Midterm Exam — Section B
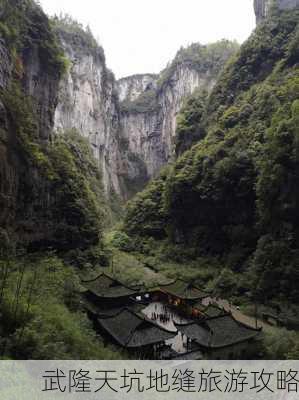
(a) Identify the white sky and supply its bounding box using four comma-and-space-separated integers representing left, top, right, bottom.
39, 0, 256, 79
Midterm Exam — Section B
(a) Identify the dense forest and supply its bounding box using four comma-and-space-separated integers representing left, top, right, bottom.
123, 7, 299, 328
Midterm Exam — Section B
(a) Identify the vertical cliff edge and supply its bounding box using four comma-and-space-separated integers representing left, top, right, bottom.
0, 2, 108, 252
53, 18, 239, 199
117, 42, 239, 195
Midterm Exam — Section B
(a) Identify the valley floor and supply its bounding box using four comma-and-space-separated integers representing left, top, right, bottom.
99, 246, 268, 331
83, 233, 299, 359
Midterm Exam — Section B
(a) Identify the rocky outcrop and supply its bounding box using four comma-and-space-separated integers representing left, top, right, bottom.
119, 66, 214, 180
22, 42, 61, 140
118, 42, 239, 190
0, 2, 65, 250
53, 29, 238, 198
254, 0, 299, 23
53, 23, 160, 199
117, 74, 157, 102
0, 4, 108, 252
53, 24, 124, 195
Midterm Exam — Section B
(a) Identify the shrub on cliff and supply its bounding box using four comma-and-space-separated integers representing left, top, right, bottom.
175, 90, 207, 156
2, 78, 107, 251
0, 0, 67, 75
46, 129, 107, 250
158, 40, 239, 89
124, 169, 169, 239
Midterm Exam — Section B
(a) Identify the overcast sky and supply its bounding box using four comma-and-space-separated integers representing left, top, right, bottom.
39, 0, 256, 79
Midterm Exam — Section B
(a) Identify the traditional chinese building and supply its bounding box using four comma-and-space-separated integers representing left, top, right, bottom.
175, 314, 261, 359
152, 279, 210, 318
96, 308, 176, 359
82, 273, 140, 309
81, 273, 261, 360
159, 279, 209, 302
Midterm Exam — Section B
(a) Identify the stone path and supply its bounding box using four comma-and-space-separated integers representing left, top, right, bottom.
142, 302, 191, 353
202, 297, 269, 330
142, 301, 190, 332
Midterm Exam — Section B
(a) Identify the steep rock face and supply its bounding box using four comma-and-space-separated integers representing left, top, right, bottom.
255, 0, 299, 23
0, 1, 63, 249
118, 42, 238, 190
53, 26, 123, 195
117, 74, 157, 102
120, 66, 214, 179
0, 3, 107, 252
254, 0, 273, 23
54, 30, 238, 198
0, 39, 11, 89
22, 43, 61, 140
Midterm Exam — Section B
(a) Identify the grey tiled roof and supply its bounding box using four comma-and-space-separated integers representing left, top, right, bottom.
97, 308, 176, 348
82, 273, 138, 298
83, 297, 125, 317
83, 296, 146, 318
204, 304, 226, 318
160, 279, 208, 300
176, 315, 260, 349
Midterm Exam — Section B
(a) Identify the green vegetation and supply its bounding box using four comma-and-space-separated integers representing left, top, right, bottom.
207, 10, 299, 117
52, 14, 105, 62
262, 327, 299, 359
107, 230, 134, 252
0, 254, 123, 359
124, 168, 169, 239
120, 89, 160, 114
1, 76, 108, 251
0, 0, 121, 360
0, 0, 298, 360
104, 231, 299, 359
175, 89, 208, 156
0, 0, 67, 76
123, 9, 299, 309
0, 0, 110, 253
105, 230, 221, 288
46, 129, 108, 250
158, 40, 239, 89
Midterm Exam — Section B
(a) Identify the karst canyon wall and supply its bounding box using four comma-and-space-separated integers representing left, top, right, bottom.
54, 31, 238, 198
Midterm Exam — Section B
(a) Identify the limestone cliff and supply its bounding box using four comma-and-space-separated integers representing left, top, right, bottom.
54, 26, 238, 198
0, 0, 63, 250
117, 74, 158, 102
118, 42, 239, 191
254, 0, 299, 23
53, 18, 124, 195
0, 3, 107, 252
